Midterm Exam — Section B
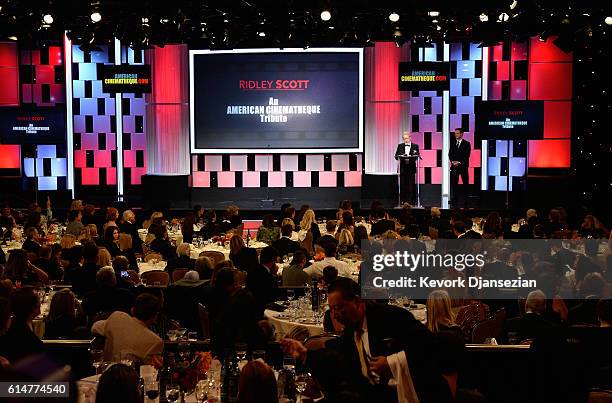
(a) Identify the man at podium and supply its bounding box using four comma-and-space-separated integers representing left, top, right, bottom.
394, 132, 420, 205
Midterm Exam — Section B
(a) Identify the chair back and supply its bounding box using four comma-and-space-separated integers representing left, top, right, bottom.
126, 270, 140, 284
471, 309, 506, 344
300, 231, 314, 255
456, 302, 490, 341
144, 253, 162, 263
172, 269, 188, 282
118, 233, 132, 251
197, 303, 210, 339
141, 270, 170, 286
304, 333, 340, 351
200, 251, 226, 266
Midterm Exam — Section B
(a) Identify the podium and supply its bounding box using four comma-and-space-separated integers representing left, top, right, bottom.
396, 154, 422, 208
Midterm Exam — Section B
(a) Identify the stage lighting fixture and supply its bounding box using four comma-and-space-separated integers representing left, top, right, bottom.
509, 1, 518, 10
90, 11, 101, 23
258, 31, 266, 37
8, 36, 17, 41
428, 11, 440, 17
479, 13, 489, 22
321, 10, 331, 21
605, 16, 612, 25
498, 13, 510, 22
389, 12, 399, 22
43, 14, 54, 24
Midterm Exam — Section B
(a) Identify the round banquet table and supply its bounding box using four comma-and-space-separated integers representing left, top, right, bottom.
264, 309, 325, 340
137, 261, 168, 275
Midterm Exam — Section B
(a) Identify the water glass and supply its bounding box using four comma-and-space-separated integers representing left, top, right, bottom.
144, 381, 160, 401
90, 349, 103, 375
166, 385, 180, 403
286, 289, 295, 302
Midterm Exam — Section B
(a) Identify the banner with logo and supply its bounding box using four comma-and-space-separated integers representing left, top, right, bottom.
0, 106, 65, 144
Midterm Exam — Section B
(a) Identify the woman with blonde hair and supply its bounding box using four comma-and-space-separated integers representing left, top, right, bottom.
59, 234, 77, 250
96, 247, 112, 267
337, 228, 355, 255
69, 199, 83, 212
298, 209, 321, 242
426, 290, 461, 336
143, 212, 163, 230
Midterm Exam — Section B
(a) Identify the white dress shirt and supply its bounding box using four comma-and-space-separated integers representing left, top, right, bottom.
404, 143, 412, 156
304, 257, 353, 279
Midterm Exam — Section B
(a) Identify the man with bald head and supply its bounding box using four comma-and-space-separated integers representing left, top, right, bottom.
394, 132, 420, 205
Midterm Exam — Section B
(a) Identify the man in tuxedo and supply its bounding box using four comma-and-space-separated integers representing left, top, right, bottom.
448, 128, 471, 207
246, 246, 280, 317
272, 224, 302, 257
394, 132, 420, 205
282, 278, 453, 402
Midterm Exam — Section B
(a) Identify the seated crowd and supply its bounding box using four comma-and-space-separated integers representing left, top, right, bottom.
0, 198, 610, 402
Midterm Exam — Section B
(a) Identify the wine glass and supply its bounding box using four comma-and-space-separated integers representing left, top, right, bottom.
235, 343, 247, 362
90, 349, 103, 377
176, 328, 187, 340
286, 289, 295, 303
166, 385, 180, 403
195, 379, 209, 403
295, 373, 310, 403
144, 381, 160, 401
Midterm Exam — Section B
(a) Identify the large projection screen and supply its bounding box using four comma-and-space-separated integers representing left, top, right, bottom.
189, 48, 363, 154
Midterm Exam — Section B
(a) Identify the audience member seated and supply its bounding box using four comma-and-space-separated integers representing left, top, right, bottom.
316, 221, 338, 247
246, 246, 280, 316
119, 209, 142, 253
194, 256, 214, 280
201, 209, 220, 239
0, 286, 44, 363
569, 272, 606, 326
256, 214, 280, 245
44, 289, 89, 339
103, 207, 119, 231
337, 228, 356, 255
506, 290, 556, 343
578, 214, 610, 239
4, 249, 49, 286
65, 210, 84, 237
92, 293, 163, 362
272, 224, 302, 258
82, 266, 135, 324
298, 209, 321, 245
0, 206, 16, 233
95, 363, 141, 403
236, 360, 279, 403
181, 212, 197, 244
166, 271, 207, 334
33, 245, 63, 281
102, 226, 121, 257
111, 255, 136, 288
166, 243, 196, 273
282, 250, 310, 287
426, 290, 462, 340
149, 224, 177, 261
96, 247, 112, 268
209, 268, 266, 355
369, 206, 396, 237
22, 227, 42, 254
229, 235, 259, 273
304, 242, 352, 280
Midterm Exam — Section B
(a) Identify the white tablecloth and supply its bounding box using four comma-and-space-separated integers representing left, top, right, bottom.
137, 261, 168, 274
78, 375, 199, 403
190, 241, 268, 260
264, 309, 325, 340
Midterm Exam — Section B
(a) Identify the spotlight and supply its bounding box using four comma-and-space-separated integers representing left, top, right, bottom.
427, 11, 440, 17
479, 13, 489, 22
498, 13, 510, 22
389, 12, 399, 22
258, 31, 266, 37
605, 16, 612, 25
8, 36, 17, 41
90, 11, 101, 23
509, 0, 518, 10
320, 10, 331, 21
43, 14, 53, 24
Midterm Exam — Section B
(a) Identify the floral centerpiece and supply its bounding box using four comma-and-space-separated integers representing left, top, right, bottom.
171, 351, 212, 394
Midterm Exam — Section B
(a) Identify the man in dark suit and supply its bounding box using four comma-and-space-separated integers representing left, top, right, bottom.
394, 132, 420, 205
448, 128, 471, 207
506, 290, 556, 343
282, 278, 453, 402
246, 246, 280, 317
369, 206, 395, 237
272, 224, 301, 258
82, 266, 135, 325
